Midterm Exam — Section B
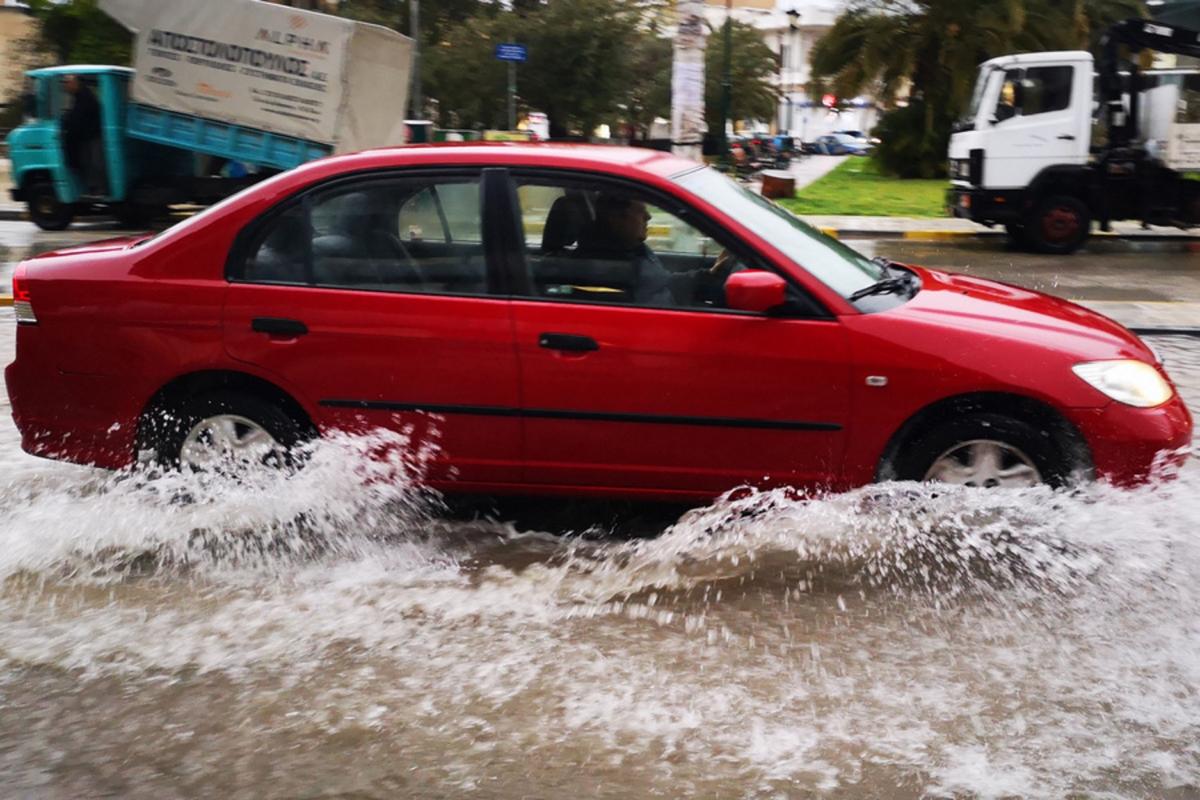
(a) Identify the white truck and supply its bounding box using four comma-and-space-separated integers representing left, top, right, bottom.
947, 18, 1200, 254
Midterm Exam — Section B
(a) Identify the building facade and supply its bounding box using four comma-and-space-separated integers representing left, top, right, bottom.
703, 0, 879, 141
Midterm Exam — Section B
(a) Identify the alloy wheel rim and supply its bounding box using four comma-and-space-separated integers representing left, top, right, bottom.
922, 439, 1042, 488
179, 414, 284, 472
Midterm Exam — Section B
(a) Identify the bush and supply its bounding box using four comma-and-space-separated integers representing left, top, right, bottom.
871, 102, 951, 179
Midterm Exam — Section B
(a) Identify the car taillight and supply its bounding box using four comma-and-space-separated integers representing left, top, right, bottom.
12, 262, 36, 324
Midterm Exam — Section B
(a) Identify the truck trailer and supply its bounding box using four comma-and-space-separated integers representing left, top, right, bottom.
947, 18, 1200, 254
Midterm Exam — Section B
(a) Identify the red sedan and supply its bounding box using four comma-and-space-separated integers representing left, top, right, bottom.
5, 145, 1192, 499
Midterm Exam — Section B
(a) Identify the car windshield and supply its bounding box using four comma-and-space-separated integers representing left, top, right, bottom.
674, 167, 885, 298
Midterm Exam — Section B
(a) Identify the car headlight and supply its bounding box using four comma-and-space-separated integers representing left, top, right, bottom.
1071, 360, 1174, 408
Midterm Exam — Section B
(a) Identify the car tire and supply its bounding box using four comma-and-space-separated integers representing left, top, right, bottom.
142, 390, 309, 473
1026, 194, 1090, 255
893, 412, 1071, 488
27, 179, 75, 231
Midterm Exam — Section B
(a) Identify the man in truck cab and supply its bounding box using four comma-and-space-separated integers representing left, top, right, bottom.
60, 74, 102, 192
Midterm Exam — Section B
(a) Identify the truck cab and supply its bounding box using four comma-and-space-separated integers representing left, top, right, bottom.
7, 66, 140, 230
948, 52, 1097, 252
949, 18, 1200, 254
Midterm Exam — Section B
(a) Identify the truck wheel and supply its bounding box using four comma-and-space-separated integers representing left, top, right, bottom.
27, 180, 74, 231
1027, 195, 1090, 255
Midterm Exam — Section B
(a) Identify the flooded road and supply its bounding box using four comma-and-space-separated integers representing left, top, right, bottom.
1, 325, 1197, 798
1, 228, 1199, 797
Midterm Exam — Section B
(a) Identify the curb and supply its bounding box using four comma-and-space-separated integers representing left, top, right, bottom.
825, 228, 1200, 250
0, 209, 24, 222
0, 295, 11, 306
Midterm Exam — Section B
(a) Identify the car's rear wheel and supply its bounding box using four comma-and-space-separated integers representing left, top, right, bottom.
27, 179, 74, 231
144, 390, 308, 474
894, 413, 1070, 488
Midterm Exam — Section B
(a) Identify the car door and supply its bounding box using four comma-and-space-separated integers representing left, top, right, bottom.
504, 171, 851, 497
222, 169, 523, 488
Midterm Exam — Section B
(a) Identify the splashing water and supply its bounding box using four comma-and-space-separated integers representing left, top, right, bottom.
1, 331, 1198, 799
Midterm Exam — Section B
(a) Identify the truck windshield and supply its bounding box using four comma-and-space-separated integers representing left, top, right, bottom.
674, 167, 884, 299
963, 67, 993, 127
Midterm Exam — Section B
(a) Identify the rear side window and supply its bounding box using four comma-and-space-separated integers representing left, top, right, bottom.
240, 175, 490, 296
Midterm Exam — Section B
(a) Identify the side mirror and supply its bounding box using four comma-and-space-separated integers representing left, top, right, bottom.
725, 270, 788, 314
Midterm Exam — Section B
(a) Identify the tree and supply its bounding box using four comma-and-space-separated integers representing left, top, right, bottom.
810, 0, 1147, 177
26, 0, 132, 66
704, 19, 778, 131
336, 0, 491, 46
425, 0, 645, 135
624, 34, 672, 138
424, 12, 515, 129
518, 0, 643, 136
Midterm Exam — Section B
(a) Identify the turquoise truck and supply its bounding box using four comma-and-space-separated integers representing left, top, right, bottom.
8, 0, 412, 230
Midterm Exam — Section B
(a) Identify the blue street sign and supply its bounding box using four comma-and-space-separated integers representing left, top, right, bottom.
495, 43, 528, 62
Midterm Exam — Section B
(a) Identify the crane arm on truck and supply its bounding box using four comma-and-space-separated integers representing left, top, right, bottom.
1099, 18, 1200, 148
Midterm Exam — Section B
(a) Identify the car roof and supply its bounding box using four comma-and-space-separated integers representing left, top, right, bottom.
300, 143, 704, 181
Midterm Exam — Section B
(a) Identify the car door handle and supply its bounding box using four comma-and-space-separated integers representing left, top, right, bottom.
538, 332, 598, 352
251, 317, 308, 337
1057, 134, 1076, 140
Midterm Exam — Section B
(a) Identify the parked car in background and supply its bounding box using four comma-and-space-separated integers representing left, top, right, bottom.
833, 129, 882, 146
813, 133, 873, 156
5, 144, 1191, 499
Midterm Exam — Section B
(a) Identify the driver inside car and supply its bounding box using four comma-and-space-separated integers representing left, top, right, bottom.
580, 192, 735, 306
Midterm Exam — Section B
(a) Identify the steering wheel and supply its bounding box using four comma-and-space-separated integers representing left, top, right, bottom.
709, 248, 734, 276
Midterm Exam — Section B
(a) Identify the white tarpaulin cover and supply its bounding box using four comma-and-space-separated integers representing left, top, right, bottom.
99, 0, 412, 152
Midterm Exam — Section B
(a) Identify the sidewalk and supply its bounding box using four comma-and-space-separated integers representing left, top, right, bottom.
803, 213, 1200, 245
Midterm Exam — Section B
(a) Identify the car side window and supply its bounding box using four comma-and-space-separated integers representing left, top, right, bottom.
515, 179, 755, 310
241, 175, 490, 296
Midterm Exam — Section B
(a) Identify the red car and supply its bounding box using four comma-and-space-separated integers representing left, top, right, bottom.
5, 145, 1192, 499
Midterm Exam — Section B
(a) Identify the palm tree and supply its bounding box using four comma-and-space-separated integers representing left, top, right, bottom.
810, 0, 1147, 176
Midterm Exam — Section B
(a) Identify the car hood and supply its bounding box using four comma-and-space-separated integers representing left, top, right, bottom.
29, 234, 155, 260
892, 265, 1156, 363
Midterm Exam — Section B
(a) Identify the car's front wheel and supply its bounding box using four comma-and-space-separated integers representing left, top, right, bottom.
894, 413, 1070, 488
144, 391, 308, 474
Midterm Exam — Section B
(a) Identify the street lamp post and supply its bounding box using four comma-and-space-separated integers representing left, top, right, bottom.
410, 0, 422, 119
786, 9, 800, 136
719, 0, 733, 159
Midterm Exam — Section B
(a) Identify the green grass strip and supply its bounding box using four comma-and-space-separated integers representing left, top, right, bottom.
778, 157, 949, 218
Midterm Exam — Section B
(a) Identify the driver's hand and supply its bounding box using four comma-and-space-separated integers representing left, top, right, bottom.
709, 249, 735, 274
